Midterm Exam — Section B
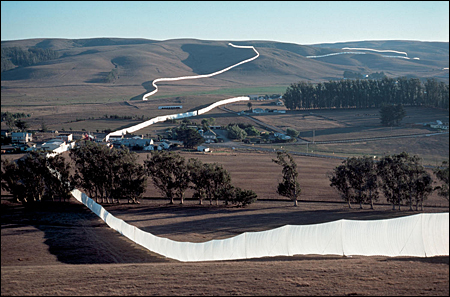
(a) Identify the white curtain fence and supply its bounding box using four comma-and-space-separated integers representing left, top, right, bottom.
106, 42, 260, 141
105, 96, 249, 141
142, 43, 259, 101
71, 189, 449, 262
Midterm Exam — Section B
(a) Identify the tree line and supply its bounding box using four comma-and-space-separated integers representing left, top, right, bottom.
329, 152, 449, 210
1, 142, 258, 207
1, 47, 60, 72
283, 77, 449, 111
2, 145, 448, 210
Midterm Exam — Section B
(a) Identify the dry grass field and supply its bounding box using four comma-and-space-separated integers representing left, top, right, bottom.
2, 151, 449, 296
1, 38, 448, 296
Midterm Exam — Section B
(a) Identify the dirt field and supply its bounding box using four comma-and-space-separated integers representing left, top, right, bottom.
2, 153, 449, 296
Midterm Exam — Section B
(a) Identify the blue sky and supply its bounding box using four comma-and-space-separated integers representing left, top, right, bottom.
1, 1, 449, 44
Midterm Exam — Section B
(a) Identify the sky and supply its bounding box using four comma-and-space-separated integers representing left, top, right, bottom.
1, 1, 449, 45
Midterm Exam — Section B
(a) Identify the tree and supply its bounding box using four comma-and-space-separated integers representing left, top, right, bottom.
377, 152, 429, 210
1, 158, 26, 203
272, 151, 301, 206
1, 152, 49, 204
40, 121, 48, 132
176, 127, 204, 149
204, 162, 232, 205
245, 126, 260, 136
434, 161, 449, 202
232, 187, 257, 207
3, 112, 15, 131
227, 124, 247, 140
15, 119, 29, 132
70, 142, 146, 204
112, 157, 147, 204
187, 158, 233, 205
247, 102, 253, 111
45, 154, 74, 202
379, 104, 406, 127
187, 158, 209, 205
144, 151, 190, 204
335, 157, 379, 209
286, 128, 300, 138
329, 160, 355, 208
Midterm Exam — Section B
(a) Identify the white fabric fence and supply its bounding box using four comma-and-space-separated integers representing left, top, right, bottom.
105, 42, 259, 141
142, 43, 259, 101
71, 189, 449, 262
105, 96, 248, 141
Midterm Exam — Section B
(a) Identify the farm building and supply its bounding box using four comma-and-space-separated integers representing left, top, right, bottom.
202, 130, 217, 143
252, 108, 266, 114
41, 139, 65, 151
11, 132, 32, 143
158, 106, 182, 110
197, 145, 210, 152
56, 133, 73, 142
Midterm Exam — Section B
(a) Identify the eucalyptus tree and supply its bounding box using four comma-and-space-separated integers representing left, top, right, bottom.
329, 162, 354, 208
343, 156, 380, 209
187, 158, 208, 205
144, 151, 190, 204
377, 152, 428, 210
1, 158, 26, 203
45, 154, 74, 202
1, 154, 62, 205
433, 161, 449, 202
272, 151, 301, 207
187, 158, 234, 205
204, 162, 232, 205
70, 142, 146, 204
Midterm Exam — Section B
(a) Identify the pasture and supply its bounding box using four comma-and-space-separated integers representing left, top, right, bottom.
2, 150, 449, 296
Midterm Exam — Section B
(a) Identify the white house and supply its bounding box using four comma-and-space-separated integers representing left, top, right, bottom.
41, 139, 65, 151
11, 132, 32, 143
252, 108, 266, 114
197, 145, 210, 152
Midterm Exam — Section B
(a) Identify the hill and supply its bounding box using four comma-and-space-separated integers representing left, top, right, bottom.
1, 38, 448, 107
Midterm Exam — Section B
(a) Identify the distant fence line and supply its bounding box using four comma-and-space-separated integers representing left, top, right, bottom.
105, 96, 249, 141
142, 43, 259, 101
105, 42, 260, 141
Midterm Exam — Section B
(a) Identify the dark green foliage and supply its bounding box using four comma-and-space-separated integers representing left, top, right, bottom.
286, 128, 300, 138
232, 187, 258, 207
187, 157, 256, 207
70, 142, 146, 203
1, 46, 60, 72
377, 152, 432, 210
379, 104, 406, 126
283, 77, 449, 110
329, 156, 379, 209
144, 151, 190, 204
15, 119, 29, 132
244, 126, 260, 136
343, 70, 364, 79
272, 152, 301, 206
329, 163, 353, 208
227, 124, 247, 140
174, 126, 204, 148
44, 154, 74, 202
1, 152, 73, 204
105, 68, 119, 83
434, 161, 449, 202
